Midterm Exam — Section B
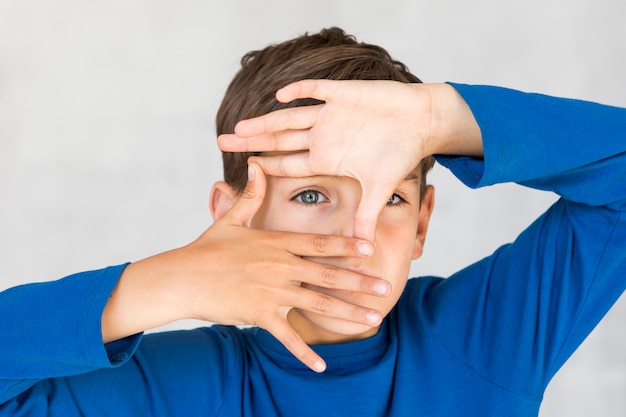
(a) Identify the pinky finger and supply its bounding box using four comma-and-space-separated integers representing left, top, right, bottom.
276, 79, 336, 103
265, 319, 326, 373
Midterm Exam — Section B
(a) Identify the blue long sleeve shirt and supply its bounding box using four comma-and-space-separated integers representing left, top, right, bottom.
1, 84, 625, 416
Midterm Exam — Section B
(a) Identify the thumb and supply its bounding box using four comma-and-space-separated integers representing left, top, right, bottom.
352, 190, 386, 244
225, 162, 267, 227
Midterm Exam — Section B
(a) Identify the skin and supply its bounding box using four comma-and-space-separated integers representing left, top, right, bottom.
211, 169, 435, 345
102, 163, 388, 373
103, 81, 483, 373
219, 81, 483, 242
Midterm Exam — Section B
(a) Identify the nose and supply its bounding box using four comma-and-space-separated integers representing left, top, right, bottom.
323, 199, 358, 238
320, 179, 362, 238
318, 211, 355, 237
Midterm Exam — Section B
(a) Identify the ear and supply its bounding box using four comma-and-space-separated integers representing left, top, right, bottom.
209, 181, 237, 221
411, 185, 435, 260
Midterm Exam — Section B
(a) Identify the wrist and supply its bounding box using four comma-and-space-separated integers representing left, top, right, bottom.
424, 83, 483, 157
101, 250, 190, 343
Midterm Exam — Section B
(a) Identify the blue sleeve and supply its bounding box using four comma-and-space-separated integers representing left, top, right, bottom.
0, 265, 142, 406
428, 85, 626, 398
0, 265, 240, 416
438, 84, 626, 209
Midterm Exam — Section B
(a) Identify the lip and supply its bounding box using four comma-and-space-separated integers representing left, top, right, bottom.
338, 265, 376, 277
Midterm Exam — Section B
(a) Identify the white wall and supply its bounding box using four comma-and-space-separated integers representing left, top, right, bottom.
0, 1, 624, 415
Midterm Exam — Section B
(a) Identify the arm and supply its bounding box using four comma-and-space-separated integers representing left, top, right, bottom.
439, 83, 626, 208
426, 84, 626, 397
101, 163, 389, 372
0, 265, 139, 404
0, 268, 239, 414
218, 79, 625, 396
0, 162, 390, 406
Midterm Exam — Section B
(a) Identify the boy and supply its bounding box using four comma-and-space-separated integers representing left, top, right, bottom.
1, 27, 625, 416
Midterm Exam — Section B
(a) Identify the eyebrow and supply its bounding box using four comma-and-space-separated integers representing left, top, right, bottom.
404, 172, 420, 181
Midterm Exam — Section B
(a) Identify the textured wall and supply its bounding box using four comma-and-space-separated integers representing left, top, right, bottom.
0, 1, 624, 415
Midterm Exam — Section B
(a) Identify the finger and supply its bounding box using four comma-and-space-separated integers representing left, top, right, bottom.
276, 79, 338, 103
352, 192, 388, 243
262, 229, 374, 259
217, 129, 310, 153
233, 105, 322, 137
264, 319, 327, 373
224, 162, 267, 226
216, 133, 253, 152
288, 285, 383, 327
298, 260, 390, 297
248, 153, 315, 178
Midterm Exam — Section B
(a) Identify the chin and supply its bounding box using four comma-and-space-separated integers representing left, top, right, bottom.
293, 310, 381, 345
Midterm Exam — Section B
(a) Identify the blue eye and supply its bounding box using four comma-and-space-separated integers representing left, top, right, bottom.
387, 193, 405, 206
294, 190, 329, 205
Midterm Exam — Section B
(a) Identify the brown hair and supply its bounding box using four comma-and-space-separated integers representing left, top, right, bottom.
216, 27, 435, 200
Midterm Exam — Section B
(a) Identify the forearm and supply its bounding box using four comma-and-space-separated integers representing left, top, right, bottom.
101, 249, 191, 343
440, 84, 626, 208
0, 265, 136, 402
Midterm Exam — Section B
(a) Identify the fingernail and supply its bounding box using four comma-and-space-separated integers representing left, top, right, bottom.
366, 311, 382, 326
248, 165, 256, 181
373, 282, 389, 296
314, 360, 326, 373
357, 242, 373, 257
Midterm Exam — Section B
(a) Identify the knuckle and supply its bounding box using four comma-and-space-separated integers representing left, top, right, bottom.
279, 328, 308, 357
321, 266, 338, 286
281, 330, 301, 351
306, 80, 317, 97
312, 235, 328, 253
358, 275, 375, 293
269, 134, 280, 150
240, 184, 256, 200
278, 157, 289, 176
312, 294, 331, 312
260, 116, 269, 134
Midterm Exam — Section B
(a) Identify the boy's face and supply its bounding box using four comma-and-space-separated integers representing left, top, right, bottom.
211, 169, 434, 344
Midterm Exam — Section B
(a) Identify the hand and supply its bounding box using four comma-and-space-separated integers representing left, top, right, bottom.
103, 163, 390, 373
217, 80, 431, 242
217, 80, 482, 243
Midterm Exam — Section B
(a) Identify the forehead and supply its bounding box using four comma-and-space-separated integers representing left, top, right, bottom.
264, 170, 421, 191
404, 167, 421, 181
260, 151, 422, 179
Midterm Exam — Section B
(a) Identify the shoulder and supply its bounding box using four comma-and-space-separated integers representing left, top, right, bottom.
136, 325, 248, 377
399, 276, 445, 301
395, 276, 446, 318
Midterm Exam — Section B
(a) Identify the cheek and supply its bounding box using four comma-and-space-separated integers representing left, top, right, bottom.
375, 218, 421, 275
377, 213, 419, 246
250, 190, 284, 231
